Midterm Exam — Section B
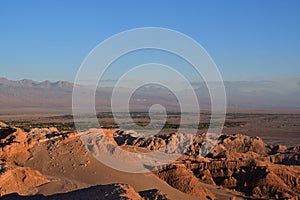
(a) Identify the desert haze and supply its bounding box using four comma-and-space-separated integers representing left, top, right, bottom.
0, 77, 299, 113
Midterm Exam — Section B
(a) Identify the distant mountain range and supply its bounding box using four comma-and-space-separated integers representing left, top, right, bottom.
0, 78, 73, 89
0, 77, 299, 114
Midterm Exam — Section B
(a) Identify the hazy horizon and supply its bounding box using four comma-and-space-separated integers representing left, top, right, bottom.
1, 76, 299, 112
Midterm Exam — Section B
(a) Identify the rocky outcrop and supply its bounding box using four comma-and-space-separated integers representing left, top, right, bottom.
207, 134, 269, 158
267, 145, 300, 165
1, 123, 299, 199
2, 184, 168, 200
139, 189, 168, 200
79, 129, 300, 199
163, 133, 300, 199
0, 124, 171, 199
0, 122, 8, 128
0, 124, 73, 166
0, 126, 32, 165
155, 163, 215, 199
112, 130, 178, 152
0, 124, 52, 196
0, 164, 50, 196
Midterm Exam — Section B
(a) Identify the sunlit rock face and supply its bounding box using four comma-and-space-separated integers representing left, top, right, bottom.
0, 123, 299, 199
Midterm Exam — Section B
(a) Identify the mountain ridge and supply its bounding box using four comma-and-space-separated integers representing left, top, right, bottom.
0, 77, 299, 113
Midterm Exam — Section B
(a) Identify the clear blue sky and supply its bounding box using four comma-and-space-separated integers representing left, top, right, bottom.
0, 0, 299, 82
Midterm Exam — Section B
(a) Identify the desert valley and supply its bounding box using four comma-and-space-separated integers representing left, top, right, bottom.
0, 79, 299, 200
1, 1, 300, 199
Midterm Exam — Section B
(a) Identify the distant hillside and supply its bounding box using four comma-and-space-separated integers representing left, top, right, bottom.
0, 77, 299, 114
0, 78, 74, 113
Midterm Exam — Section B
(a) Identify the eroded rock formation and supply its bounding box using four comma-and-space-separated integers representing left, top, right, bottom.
1, 122, 299, 199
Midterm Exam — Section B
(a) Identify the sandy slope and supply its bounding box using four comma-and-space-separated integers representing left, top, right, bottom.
25, 131, 235, 199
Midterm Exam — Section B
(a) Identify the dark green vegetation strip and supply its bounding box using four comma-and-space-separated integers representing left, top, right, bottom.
5, 120, 246, 132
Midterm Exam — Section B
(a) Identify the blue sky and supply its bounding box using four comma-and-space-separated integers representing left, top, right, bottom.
0, 0, 299, 82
